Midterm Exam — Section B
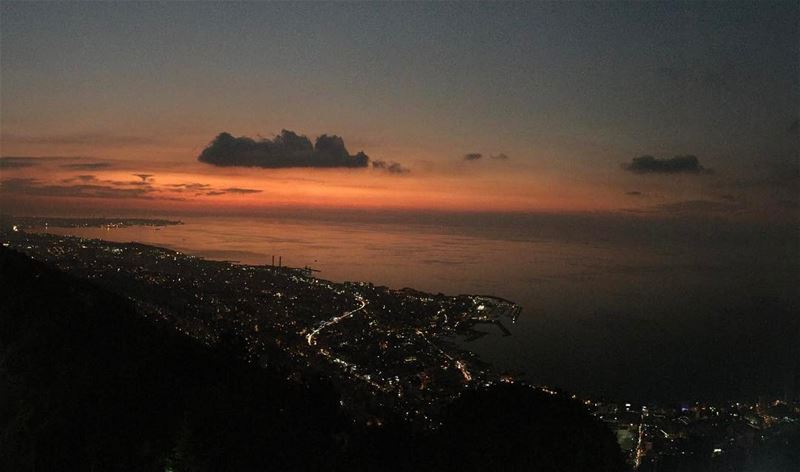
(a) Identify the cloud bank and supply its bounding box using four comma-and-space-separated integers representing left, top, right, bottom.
0, 177, 158, 200
198, 130, 369, 169
219, 187, 262, 194
0, 157, 41, 169
0, 156, 80, 169
622, 155, 711, 174
61, 162, 113, 170
1, 172, 263, 201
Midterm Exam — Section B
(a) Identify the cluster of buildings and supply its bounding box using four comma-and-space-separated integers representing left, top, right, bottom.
586, 397, 799, 470
2, 222, 520, 427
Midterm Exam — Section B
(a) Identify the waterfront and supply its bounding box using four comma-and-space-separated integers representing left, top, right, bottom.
20, 212, 799, 403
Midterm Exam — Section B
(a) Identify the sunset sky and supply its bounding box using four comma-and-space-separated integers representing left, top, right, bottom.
1, 2, 797, 219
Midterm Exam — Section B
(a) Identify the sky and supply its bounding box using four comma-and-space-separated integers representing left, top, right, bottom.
0, 1, 797, 219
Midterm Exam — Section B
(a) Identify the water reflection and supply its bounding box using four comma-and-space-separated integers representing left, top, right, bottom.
34, 214, 799, 402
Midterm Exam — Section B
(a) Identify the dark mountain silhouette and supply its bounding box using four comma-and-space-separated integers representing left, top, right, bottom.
434, 384, 626, 472
0, 247, 345, 471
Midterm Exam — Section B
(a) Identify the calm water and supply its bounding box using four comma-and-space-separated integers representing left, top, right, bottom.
34, 212, 799, 403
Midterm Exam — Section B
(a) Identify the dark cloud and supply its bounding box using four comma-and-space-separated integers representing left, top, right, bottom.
1, 175, 261, 201
372, 160, 410, 174
198, 130, 369, 169
625, 191, 643, 196
164, 182, 261, 196
134, 174, 153, 183
221, 187, 262, 194
62, 175, 151, 189
463, 152, 509, 162
622, 155, 711, 174
0, 156, 96, 169
61, 162, 112, 170
788, 119, 798, 134
166, 182, 212, 192
62, 175, 98, 183
101, 177, 154, 187
201, 188, 261, 196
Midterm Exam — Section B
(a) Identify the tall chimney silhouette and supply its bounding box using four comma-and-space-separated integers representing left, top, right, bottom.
271, 255, 275, 266
279, 256, 282, 267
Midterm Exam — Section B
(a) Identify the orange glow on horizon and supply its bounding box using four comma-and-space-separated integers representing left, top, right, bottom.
0, 153, 630, 216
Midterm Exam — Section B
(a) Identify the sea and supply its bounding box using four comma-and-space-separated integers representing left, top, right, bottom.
29, 211, 799, 404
